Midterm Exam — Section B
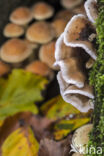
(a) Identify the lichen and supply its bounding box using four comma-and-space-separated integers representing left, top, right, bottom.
87, 0, 104, 155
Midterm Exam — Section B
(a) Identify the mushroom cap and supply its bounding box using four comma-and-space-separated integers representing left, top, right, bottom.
55, 33, 89, 63
25, 60, 54, 80
0, 61, 10, 76
24, 39, 39, 50
0, 39, 33, 63
39, 41, 56, 70
61, 0, 83, 10
64, 14, 97, 60
72, 124, 93, 154
10, 7, 33, 25
52, 19, 67, 38
26, 21, 55, 44
84, 0, 98, 24
73, 3, 86, 15
32, 2, 54, 20
57, 72, 94, 112
55, 10, 74, 21
55, 33, 73, 62
57, 58, 86, 88
64, 83, 94, 99
3, 23, 24, 38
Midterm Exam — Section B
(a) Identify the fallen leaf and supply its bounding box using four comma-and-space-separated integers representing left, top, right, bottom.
0, 112, 53, 146
0, 69, 48, 121
53, 117, 90, 141
1, 127, 39, 156
40, 95, 80, 120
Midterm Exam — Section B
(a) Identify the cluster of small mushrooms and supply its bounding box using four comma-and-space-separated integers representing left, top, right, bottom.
0, 0, 87, 81
0, 0, 98, 155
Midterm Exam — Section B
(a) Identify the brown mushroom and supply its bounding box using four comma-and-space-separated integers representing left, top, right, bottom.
73, 3, 86, 15
32, 2, 54, 20
52, 19, 67, 38
55, 10, 74, 21
0, 61, 10, 76
24, 39, 39, 50
3, 23, 24, 38
61, 0, 83, 10
57, 58, 86, 88
0, 39, 33, 63
26, 21, 55, 44
57, 72, 94, 112
64, 14, 97, 60
39, 41, 56, 70
10, 7, 33, 25
25, 60, 54, 81
84, 0, 98, 24
64, 83, 94, 99
55, 33, 89, 63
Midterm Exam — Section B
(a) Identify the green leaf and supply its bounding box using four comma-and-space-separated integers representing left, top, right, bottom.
1, 127, 39, 156
53, 117, 90, 141
0, 69, 48, 121
40, 95, 80, 120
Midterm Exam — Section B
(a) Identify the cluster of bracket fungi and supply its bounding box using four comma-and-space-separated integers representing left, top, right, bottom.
55, 0, 98, 112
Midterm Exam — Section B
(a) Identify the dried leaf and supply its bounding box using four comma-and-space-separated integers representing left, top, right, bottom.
0, 69, 48, 121
41, 95, 80, 120
1, 127, 39, 156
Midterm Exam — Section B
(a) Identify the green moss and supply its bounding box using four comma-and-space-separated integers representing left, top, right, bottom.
87, 1, 104, 155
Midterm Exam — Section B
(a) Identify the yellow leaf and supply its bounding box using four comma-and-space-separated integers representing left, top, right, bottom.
1, 127, 39, 156
41, 95, 80, 120
0, 69, 48, 121
53, 117, 90, 141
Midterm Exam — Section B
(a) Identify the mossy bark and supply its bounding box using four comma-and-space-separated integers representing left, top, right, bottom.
87, 0, 104, 155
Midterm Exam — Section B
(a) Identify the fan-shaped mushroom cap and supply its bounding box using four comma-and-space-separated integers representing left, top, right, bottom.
0, 61, 10, 76
52, 19, 67, 38
32, 2, 54, 20
0, 39, 33, 63
57, 72, 94, 112
72, 124, 93, 154
25, 60, 54, 80
64, 14, 97, 60
64, 83, 94, 99
39, 41, 56, 70
86, 58, 95, 69
61, 0, 83, 10
26, 21, 55, 44
57, 58, 86, 88
55, 33, 74, 62
3, 23, 24, 38
55, 10, 74, 21
84, 0, 98, 24
55, 33, 89, 63
10, 7, 32, 25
